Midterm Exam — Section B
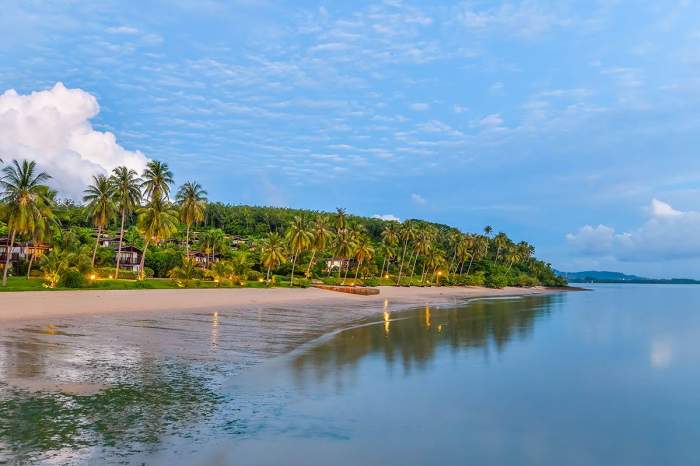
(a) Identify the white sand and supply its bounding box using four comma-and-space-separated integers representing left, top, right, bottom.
0, 286, 557, 323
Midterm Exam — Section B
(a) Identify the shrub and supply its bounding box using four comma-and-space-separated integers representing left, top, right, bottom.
362, 277, 380, 287
134, 280, 154, 289
60, 268, 86, 288
463, 272, 486, 286
485, 273, 508, 289
515, 274, 540, 287
246, 270, 263, 281
143, 267, 155, 278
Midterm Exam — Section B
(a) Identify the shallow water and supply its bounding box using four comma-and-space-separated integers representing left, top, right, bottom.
2, 285, 700, 464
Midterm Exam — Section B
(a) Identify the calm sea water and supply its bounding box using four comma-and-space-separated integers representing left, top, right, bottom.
2, 285, 700, 465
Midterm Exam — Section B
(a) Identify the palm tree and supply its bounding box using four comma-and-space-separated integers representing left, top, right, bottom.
136, 198, 179, 279
25, 186, 56, 278
169, 257, 201, 287
207, 261, 232, 286
483, 225, 493, 257
494, 232, 508, 262
205, 228, 226, 268
176, 181, 207, 256
506, 247, 521, 273
39, 248, 69, 288
353, 234, 375, 282
426, 248, 446, 285
333, 230, 356, 282
83, 174, 116, 267
305, 216, 333, 277
411, 228, 433, 284
379, 222, 399, 277
447, 230, 461, 277
260, 232, 287, 283
396, 221, 416, 285
110, 166, 142, 279
141, 160, 174, 202
0, 160, 52, 286
286, 216, 313, 286
335, 207, 347, 232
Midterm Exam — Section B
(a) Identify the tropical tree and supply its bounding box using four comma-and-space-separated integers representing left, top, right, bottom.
207, 261, 232, 286
333, 230, 356, 281
169, 257, 201, 287
25, 185, 57, 278
505, 247, 520, 272
379, 222, 399, 277
83, 174, 116, 267
306, 216, 333, 277
426, 248, 446, 285
494, 232, 508, 262
0, 160, 53, 286
396, 221, 417, 285
260, 232, 287, 283
176, 181, 207, 256
285, 216, 313, 286
39, 248, 69, 288
353, 235, 375, 282
483, 225, 493, 256
141, 160, 174, 202
136, 198, 179, 279
110, 166, 141, 278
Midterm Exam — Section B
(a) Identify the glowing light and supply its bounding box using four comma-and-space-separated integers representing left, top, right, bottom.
108, 275, 113, 279
437, 271, 442, 276
258, 278, 264, 282
384, 274, 389, 279
89, 274, 96, 280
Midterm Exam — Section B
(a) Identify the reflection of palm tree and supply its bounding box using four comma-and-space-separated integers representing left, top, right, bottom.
84, 175, 116, 267
0, 160, 53, 286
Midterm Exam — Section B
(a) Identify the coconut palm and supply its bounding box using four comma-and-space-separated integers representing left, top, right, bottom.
426, 249, 446, 285
505, 247, 520, 272
169, 257, 201, 287
412, 228, 433, 284
494, 232, 508, 262
285, 216, 313, 286
0, 160, 53, 286
39, 248, 69, 288
136, 198, 179, 279
333, 230, 356, 281
396, 221, 417, 285
483, 225, 493, 256
260, 232, 287, 283
306, 216, 333, 277
207, 261, 232, 286
176, 181, 207, 256
335, 207, 347, 232
379, 222, 399, 277
25, 186, 57, 278
141, 160, 174, 202
110, 166, 142, 279
353, 235, 375, 282
83, 174, 116, 267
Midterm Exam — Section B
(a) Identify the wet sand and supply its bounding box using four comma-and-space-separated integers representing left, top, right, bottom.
0, 286, 556, 324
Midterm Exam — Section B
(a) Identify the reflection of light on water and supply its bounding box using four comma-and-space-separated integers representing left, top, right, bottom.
211, 312, 220, 351
383, 299, 390, 335
650, 339, 672, 369
437, 324, 443, 333
425, 305, 431, 328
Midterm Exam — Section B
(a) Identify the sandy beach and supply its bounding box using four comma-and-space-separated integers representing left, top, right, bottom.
0, 285, 559, 324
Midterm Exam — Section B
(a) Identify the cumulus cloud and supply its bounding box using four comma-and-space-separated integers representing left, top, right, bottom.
411, 193, 427, 205
372, 214, 401, 222
0, 83, 149, 198
566, 199, 700, 261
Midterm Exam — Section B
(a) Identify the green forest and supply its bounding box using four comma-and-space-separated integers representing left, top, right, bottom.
0, 158, 566, 290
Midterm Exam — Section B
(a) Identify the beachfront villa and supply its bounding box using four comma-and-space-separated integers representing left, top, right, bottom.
192, 251, 221, 268
113, 245, 143, 273
98, 236, 122, 248
325, 257, 355, 272
0, 239, 50, 265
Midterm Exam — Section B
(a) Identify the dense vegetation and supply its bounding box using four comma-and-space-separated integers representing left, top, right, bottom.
0, 158, 565, 290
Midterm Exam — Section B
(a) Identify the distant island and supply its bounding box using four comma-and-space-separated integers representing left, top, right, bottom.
556, 270, 700, 285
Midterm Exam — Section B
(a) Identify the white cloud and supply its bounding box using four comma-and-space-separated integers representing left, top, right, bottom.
566, 199, 700, 261
372, 214, 401, 222
411, 193, 427, 205
0, 83, 149, 198
410, 103, 430, 111
106, 25, 140, 35
475, 113, 504, 130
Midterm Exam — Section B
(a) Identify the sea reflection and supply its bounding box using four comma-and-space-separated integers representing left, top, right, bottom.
289, 295, 557, 389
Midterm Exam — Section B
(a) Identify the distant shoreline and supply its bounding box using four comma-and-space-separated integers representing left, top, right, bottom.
0, 285, 566, 324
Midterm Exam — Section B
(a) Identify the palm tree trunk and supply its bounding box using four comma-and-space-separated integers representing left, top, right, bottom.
139, 240, 149, 280
305, 248, 317, 277
466, 252, 475, 276
2, 230, 16, 286
354, 259, 362, 281
396, 238, 409, 285
115, 210, 126, 279
26, 252, 35, 279
421, 262, 427, 283
266, 263, 272, 283
185, 224, 190, 257
409, 252, 419, 285
290, 252, 297, 287
379, 256, 386, 278
343, 260, 350, 283
449, 250, 457, 277
92, 225, 102, 267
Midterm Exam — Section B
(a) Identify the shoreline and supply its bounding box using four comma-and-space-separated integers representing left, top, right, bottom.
0, 285, 566, 324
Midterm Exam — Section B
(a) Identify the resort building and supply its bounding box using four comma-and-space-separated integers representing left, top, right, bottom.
0, 240, 51, 264
192, 251, 221, 268
113, 245, 143, 273
98, 236, 122, 248
325, 257, 355, 272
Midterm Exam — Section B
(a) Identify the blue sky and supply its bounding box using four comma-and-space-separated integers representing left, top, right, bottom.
2, 0, 700, 277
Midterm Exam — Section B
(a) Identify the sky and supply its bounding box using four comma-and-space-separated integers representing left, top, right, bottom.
1, 0, 700, 278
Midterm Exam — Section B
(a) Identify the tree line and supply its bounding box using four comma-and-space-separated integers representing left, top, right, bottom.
0, 157, 565, 288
